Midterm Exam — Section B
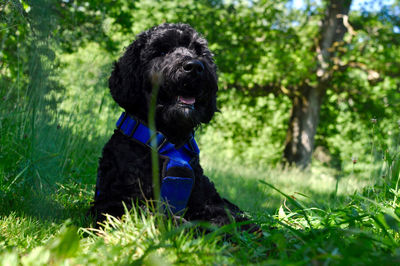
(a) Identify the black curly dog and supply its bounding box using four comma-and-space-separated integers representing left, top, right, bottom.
90, 23, 255, 231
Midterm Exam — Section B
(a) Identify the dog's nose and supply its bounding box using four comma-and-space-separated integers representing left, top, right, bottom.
183, 60, 204, 75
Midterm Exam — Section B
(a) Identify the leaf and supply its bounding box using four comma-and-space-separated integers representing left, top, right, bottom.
49, 222, 80, 259
359, 195, 400, 222
372, 214, 396, 246
259, 180, 314, 232
0, 252, 19, 266
21, 247, 50, 266
384, 214, 399, 232
143, 251, 170, 266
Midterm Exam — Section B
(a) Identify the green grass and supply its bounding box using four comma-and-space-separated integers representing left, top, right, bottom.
203, 157, 374, 215
1, 114, 400, 265
1, 163, 399, 265
1, 57, 400, 265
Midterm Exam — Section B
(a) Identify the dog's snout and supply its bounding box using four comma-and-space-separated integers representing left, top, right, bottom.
183, 60, 204, 75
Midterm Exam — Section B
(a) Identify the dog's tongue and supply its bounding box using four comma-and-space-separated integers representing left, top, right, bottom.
178, 96, 196, 105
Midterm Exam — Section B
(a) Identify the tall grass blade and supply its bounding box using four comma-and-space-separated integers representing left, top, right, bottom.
6, 164, 29, 191
148, 81, 160, 213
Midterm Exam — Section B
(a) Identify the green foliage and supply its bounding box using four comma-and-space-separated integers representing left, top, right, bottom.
1, 0, 400, 264
314, 1, 400, 172
56, 43, 116, 137
198, 90, 291, 167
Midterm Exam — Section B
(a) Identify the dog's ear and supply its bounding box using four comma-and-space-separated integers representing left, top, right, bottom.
109, 62, 123, 103
109, 32, 148, 112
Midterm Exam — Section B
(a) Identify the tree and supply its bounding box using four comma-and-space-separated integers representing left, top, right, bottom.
283, 0, 352, 168
2, 0, 399, 171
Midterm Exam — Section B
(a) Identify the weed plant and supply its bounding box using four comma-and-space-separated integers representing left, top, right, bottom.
1, 1, 400, 263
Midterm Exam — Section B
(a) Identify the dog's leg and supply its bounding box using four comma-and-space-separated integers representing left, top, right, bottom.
184, 174, 258, 231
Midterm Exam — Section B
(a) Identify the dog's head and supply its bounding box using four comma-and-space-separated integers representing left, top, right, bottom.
109, 23, 218, 144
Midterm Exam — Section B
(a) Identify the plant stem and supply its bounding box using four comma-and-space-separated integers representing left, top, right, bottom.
148, 83, 160, 213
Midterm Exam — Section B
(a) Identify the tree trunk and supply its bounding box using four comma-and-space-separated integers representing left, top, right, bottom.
283, 0, 352, 169
283, 85, 326, 168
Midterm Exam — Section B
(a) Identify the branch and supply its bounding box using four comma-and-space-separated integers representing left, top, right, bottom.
337, 14, 356, 37
224, 82, 296, 97
334, 59, 381, 82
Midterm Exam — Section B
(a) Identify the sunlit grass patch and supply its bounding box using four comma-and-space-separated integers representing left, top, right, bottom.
0, 207, 236, 265
0, 213, 60, 253
202, 156, 374, 215
80, 207, 230, 265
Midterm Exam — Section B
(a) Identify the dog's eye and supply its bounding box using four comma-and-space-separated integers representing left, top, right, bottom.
160, 52, 166, 56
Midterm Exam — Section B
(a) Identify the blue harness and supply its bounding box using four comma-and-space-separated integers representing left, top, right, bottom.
114, 112, 199, 215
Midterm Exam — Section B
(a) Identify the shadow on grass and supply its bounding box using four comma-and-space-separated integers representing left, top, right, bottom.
0, 116, 105, 228
0, 182, 95, 228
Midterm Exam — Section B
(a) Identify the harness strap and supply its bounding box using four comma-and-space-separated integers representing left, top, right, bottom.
117, 112, 167, 150
114, 112, 199, 215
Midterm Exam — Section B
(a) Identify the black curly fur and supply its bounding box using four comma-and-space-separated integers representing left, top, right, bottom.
90, 23, 254, 230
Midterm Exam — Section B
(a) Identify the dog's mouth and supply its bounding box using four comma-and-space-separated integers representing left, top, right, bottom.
176, 96, 196, 110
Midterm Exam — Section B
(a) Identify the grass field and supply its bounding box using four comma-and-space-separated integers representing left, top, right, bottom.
1, 88, 400, 265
